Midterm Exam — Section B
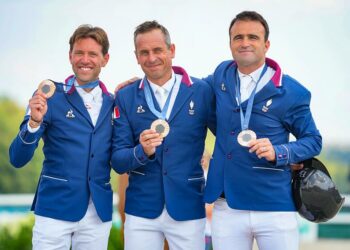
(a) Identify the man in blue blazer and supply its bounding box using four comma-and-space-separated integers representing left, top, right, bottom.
204, 11, 322, 250
111, 21, 216, 250
9, 25, 114, 250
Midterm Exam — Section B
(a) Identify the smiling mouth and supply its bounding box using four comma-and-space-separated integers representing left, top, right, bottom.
79, 66, 93, 71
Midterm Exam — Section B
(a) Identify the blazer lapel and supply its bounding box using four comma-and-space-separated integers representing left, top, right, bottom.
253, 80, 282, 105
65, 89, 93, 126
95, 93, 114, 130
225, 65, 239, 108
168, 82, 193, 123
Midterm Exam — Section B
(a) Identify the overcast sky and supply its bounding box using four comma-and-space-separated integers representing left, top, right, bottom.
0, 0, 349, 146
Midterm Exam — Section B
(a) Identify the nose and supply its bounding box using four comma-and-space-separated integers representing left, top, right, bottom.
147, 52, 157, 63
81, 53, 90, 63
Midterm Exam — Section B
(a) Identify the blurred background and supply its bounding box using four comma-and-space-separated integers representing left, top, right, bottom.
0, 0, 349, 249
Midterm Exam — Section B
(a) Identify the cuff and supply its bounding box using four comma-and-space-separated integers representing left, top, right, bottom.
273, 144, 290, 166
19, 125, 39, 144
27, 121, 40, 133
133, 144, 155, 165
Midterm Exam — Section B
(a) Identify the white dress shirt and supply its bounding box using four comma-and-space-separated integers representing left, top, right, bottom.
237, 63, 275, 103
148, 71, 182, 119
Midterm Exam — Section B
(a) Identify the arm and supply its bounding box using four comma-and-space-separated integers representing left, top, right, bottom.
250, 91, 322, 165
111, 94, 161, 174
9, 92, 48, 168
274, 91, 322, 166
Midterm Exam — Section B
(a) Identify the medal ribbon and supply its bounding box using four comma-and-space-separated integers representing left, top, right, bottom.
65, 76, 100, 91
143, 77, 176, 120
235, 64, 268, 131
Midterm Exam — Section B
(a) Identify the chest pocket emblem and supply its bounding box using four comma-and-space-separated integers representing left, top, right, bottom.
137, 105, 145, 113
262, 99, 272, 112
66, 109, 75, 118
189, 101, 195, 115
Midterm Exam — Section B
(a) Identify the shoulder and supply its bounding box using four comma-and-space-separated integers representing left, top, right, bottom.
214, 60, 235, 73
116, 79, 141, 96
281, 74, 311, 97
190, 77, 213, 94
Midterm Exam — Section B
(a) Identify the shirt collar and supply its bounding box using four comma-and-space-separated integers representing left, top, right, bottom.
149, 70, 176, 94
74, 80, 102, 100
238, 63, 266, 83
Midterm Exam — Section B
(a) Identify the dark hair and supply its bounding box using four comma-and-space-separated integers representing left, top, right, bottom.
229, 11, 269, 41
134, 20, 171, 48
69, 24, 109, 55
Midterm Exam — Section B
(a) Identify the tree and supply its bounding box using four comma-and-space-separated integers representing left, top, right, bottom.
0, 97, 43, 193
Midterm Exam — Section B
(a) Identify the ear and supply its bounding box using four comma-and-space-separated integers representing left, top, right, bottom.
169, 44, 175, 59
134, 50, 140, 65
102, 53, 110, 67
69, 51, 73, 64
264, 40, 270, 53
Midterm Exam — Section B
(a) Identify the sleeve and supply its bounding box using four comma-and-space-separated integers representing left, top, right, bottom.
273, 90, 322, 166
111, 93, 154, 174
9, 109, 48, 168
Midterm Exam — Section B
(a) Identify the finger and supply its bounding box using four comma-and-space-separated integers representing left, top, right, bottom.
291, 163, 304, 171
141, 132, 161, 141
149, 141, 163, 148
249, 141, 263, 153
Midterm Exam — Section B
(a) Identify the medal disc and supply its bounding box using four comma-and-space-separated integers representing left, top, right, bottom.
237, 130, 256, 147
38, 79, 56, 98
151, 119, 170, 138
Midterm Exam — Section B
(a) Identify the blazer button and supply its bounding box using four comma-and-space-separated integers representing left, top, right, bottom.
164, 147, 169, 152
163, 170, 167, 175
91, 154, 94, 158
230, 131, 235, 136
227, 153, 232, 159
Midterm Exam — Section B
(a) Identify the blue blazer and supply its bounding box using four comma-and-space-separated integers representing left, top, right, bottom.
204, 58, 322, 211
9, 77, 114, 222
111, 66, 216, 221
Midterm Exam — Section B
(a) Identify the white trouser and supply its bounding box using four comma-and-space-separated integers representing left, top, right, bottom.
124, 208, 206, 250
32, 201, 112, 250
211, 199, 299, 250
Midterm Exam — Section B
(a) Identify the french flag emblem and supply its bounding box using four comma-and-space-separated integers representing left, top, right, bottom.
114, 106, 120, 119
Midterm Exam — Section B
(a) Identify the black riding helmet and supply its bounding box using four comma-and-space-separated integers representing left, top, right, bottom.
292, 158, 345, 223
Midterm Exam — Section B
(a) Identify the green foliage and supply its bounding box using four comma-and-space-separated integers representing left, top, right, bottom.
0, 97, 43, 193
0, 215, 124, 250
318, 155, 350, 194
108, 224, 123, 250
0, 216, 34, 250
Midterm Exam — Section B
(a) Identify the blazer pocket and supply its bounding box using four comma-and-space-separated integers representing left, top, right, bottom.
252, 166, 284, 172
188, 176, 205, 182
41, 174, 68, 182
130, 170, 146, 176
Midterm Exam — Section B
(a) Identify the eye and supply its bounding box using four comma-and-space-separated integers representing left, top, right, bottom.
232, 35, 243, 41
74, 51, 83, 55
248, 35, 259, 40
138, 50, 148, 56
89, 52, 98, 57
153, 48, 163, 54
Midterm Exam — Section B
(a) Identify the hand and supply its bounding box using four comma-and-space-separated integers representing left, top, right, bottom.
139, 129, 163, 157
114, 77, 140, 94
291, 163, 304, 171
29, 92, 48, 123
249, 138, 276, 162
201, 150, 212, 170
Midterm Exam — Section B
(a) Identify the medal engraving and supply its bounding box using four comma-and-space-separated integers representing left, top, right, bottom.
237, 130, 256, 147
38, 79, 56, 98
151, 119, 170, 138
